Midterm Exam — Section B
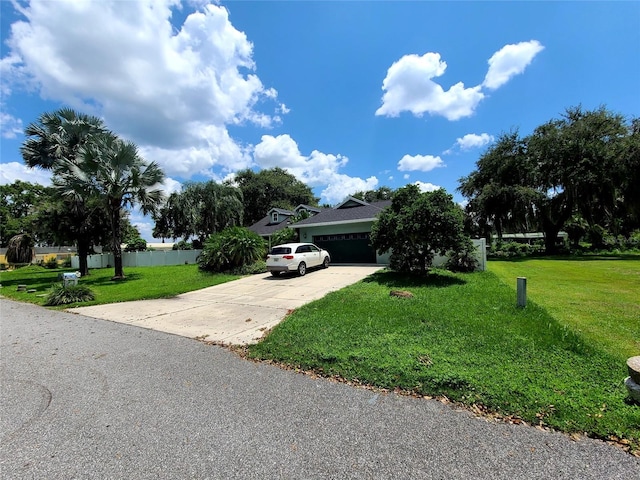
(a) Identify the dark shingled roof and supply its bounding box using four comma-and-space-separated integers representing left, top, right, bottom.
248, 215, 292, 237
292, 200, 391, 226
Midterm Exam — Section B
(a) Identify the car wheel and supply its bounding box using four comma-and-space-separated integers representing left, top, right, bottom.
323, 257, 330, 268
270, 271, 280, 277
297, 262, 307, 276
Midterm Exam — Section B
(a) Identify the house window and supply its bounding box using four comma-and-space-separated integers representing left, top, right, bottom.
271, 212, 278, 223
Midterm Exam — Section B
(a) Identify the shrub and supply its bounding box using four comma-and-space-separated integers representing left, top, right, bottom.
172, 240, 193, 250
489, 241, 539, 258
445, 239, 479, 272
124, 237, 147, 252
45, 284, 95, 306
61, 256, 72, 268
270, 227, 297, 246
198, 227, 266, 272
231, 260, 267, 275
43, 256, 59, 269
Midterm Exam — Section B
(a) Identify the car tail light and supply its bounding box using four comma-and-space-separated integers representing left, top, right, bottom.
283, 255, 294, 259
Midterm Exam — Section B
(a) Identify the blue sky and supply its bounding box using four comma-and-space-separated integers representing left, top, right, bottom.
1, 1, 639, 240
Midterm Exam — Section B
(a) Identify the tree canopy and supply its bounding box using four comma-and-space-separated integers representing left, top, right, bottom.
20, 108, 165, 278
0, 181, 54, 247
459, 106, 639, 253
352, 186, 394, 203
229, 167, 318, 226
56, 132, 164, 279
371, 185, 470, 275
153, 181, 243, 245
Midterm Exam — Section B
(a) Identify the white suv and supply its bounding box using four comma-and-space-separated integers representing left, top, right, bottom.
266, 243, 330, 277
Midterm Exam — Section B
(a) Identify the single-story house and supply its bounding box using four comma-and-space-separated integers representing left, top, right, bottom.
290, 197, 391, 264
248, 204, 322, 247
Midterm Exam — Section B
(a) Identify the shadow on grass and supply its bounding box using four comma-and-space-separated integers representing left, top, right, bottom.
80, 273, 143, 287
362, 270, 467, 288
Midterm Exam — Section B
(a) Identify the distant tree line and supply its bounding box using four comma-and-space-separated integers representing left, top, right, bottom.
459, 106, 640, 253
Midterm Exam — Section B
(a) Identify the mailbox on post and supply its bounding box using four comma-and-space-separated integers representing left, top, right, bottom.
60, 272, 80, 287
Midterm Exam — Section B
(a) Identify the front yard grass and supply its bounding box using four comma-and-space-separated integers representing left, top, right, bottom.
248, 267, 640, 453
488, 255, 640, 359
0, 264, 238, 307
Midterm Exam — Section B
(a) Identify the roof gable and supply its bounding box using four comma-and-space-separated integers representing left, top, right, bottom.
335, 196, 369, 209
291, 200, 391, 227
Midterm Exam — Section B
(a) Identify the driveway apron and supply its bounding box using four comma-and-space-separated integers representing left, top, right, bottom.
70, 266, 382, 345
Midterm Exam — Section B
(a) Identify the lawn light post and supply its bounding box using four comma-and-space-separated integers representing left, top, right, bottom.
517, 277, 527, 308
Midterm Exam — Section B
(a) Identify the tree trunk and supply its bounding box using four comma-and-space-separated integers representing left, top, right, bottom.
110, 203, 125, 280
76, 237, 90, 277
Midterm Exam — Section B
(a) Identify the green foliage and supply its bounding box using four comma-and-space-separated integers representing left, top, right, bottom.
124, 237, 147, 252
352, 186, 394, 203
459, 106, 640, 254
61, 257, 72, 268
198, 227, 267, 272
230, 167, 318, 226
153, 181, 243, 243
371, 185, 471, 275
58, 130, 165, 279
445, 238, 479, 272
270, 227, 297, 246
6, 233, 34, 264
172, 240, 193, 250
231, 260, 267, 275
0, 181, 57, 247
489, 241, 542, 258
45, 283, 95, 306
43, 256, 59, 269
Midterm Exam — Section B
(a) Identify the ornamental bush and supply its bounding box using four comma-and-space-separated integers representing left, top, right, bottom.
371, 185, 472, 275
198, 227, 266, 272
45, 284, 95, 306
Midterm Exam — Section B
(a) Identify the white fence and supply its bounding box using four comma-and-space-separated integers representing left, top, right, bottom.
431, 238, 487, 271
71, 250, 202, 269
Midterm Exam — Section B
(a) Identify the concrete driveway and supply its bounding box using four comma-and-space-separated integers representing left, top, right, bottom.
71, 265, 382, 345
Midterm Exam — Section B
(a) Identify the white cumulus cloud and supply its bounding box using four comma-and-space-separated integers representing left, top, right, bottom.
483, 40, 544, 90
253, 134, 378, 204
376, 41, 543, 121
2, 0, 281, 180
0, 162, 52, 186
443, 133, 494, 154
414, 181, 441, 193
397, 154, 444, 172
0, 112, 23, 139
375, 53, 484, 121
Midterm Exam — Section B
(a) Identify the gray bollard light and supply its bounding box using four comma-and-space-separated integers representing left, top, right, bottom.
517, 277, 527, 307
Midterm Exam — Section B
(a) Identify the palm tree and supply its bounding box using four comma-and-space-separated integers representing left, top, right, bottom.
154, 181, 243, 245
20, 109, 109, 276
56, 132, 165, 279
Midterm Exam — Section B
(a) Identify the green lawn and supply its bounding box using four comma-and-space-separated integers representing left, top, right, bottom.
488, 255, 640, 359
249, 266, 640, 452
0, 264, 238, 307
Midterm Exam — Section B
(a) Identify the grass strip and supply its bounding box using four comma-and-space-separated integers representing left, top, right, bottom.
249, 269, 639, 450
489, 255, 640, 359
0, 264, 238, 307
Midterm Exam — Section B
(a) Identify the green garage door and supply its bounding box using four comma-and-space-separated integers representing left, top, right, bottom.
313, 233, 376, 264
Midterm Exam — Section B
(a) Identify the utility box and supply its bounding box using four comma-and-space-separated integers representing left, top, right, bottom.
61, 272, 80, 287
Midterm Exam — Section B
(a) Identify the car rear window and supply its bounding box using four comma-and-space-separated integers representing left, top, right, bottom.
271, 247, 292, 255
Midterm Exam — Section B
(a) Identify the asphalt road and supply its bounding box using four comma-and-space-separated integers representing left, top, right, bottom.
1, 299, 638, 479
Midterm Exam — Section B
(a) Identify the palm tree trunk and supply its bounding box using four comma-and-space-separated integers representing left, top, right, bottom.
76, 237, 90, 276
109, 202, 125, 280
